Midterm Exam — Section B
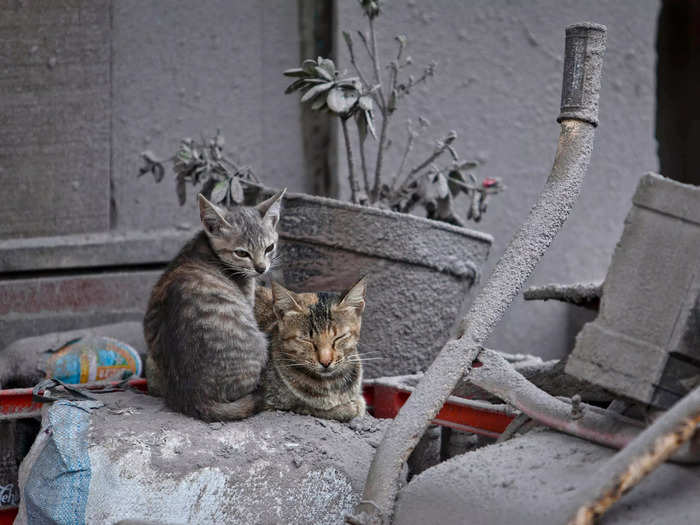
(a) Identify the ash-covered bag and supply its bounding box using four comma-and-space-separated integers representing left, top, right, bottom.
43, 336, 142, 384
0, 325, 144, 389
14, 397, 102, 525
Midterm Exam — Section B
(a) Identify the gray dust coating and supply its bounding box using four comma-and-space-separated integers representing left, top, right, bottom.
78, 390, 388, 524
394, 429, 700, 525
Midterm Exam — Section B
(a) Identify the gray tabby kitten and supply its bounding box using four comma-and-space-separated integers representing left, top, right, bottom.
252, 278, 367, 422
144, 189, 285, 421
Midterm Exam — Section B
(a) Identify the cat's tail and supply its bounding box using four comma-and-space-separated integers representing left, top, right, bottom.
200, 391, 262, 422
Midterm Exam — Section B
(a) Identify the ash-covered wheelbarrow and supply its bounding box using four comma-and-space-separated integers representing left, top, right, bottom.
349, 23, 700, 525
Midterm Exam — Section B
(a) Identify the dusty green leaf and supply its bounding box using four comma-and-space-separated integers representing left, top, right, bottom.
365, 110, 377, 140
141, 150, 160, 163
300, 81, 335, 103
314, 66, 333, 81
302, 59, 317, 74
358, 95, 373, 111
435, 173, 449, 199
283, 68, 307, 77
447, 170, 466, 196
152, 162, 165, 182
318, 58, 336, 76
326, 86, 359, 114
229, 178, 244, 204
311, 97, 327, 111
285, 78, 307, 94
211, 180, 228, 204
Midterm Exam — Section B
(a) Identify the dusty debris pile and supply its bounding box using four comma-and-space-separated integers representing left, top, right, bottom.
14, 390, 387, 525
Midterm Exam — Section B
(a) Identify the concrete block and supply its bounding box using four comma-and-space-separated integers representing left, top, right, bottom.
565, 174, 700, 407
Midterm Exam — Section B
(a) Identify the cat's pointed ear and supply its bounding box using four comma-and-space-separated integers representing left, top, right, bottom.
198, 193, 232, 235
256, 189, 286, 228
271, 281, 304, 319
336, 276, 367, 313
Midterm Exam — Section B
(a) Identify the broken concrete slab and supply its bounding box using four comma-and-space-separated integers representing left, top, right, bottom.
394, 429, 700, 525
523, 281, 603, 310
16, 390, 387, 525
565, 173, 700, 408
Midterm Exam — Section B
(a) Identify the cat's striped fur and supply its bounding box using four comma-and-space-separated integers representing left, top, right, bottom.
253, 278, 367, 422
144, 190, 284, 421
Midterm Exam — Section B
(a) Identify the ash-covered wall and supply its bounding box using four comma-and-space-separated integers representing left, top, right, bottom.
1, 1, 661, 361
337, 0, 660, 359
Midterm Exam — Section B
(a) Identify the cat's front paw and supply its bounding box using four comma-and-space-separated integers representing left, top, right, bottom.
349, 396, 367, 418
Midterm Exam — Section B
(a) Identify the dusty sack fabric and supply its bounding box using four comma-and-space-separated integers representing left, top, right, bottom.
15, 390, 386, 525
15, 399, 102, 525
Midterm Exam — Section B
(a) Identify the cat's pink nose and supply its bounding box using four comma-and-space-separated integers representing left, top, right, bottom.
318, 350, 332, 368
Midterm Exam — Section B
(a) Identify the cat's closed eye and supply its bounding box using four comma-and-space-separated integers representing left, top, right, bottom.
333, 333, 350, 347
234, 249, 250, 258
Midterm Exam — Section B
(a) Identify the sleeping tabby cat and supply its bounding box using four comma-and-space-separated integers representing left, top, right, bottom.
144, 190, 284, 421
253, 278, 368, 422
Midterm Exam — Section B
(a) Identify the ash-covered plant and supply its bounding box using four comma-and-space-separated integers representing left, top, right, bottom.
283, 0, 503, 224
137, 129, 263, 207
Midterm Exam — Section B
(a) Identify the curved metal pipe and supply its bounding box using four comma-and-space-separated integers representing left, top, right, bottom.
349, 23, 607, 525
471, 349, 700, 464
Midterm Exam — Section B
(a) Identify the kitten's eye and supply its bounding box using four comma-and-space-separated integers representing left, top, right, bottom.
333, 333, 350, 346
296, 336, 314, 346
234, 249, 250, 258
265, 243, 275, 254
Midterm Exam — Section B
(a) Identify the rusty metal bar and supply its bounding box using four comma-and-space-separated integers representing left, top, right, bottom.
565, 384, 700, 525
364, 381, 516, 438
0, 378, 148, 421
350, 23, 607, 524
470, 349, 700, 464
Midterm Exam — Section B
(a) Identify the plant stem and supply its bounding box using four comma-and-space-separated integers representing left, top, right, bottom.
341, 117, 359, 204
389, 129, 414, 191
358, 128, 370, 198
345, 34, 370, 90
367, 16, 391, 203
368, 17, 385, 109
372, 114, 390, 202
399, 140, 454, 191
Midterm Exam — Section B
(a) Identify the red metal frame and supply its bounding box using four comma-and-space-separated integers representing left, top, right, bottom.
364, 382, 514, 438
0, 377, 512, 523
0, 508, 16, 525
0, 378, 148, 421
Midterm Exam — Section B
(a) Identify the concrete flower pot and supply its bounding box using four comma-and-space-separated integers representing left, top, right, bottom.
272, 192, 493, 378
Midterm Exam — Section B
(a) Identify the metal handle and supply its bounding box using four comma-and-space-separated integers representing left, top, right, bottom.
558, 22, 607, 126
